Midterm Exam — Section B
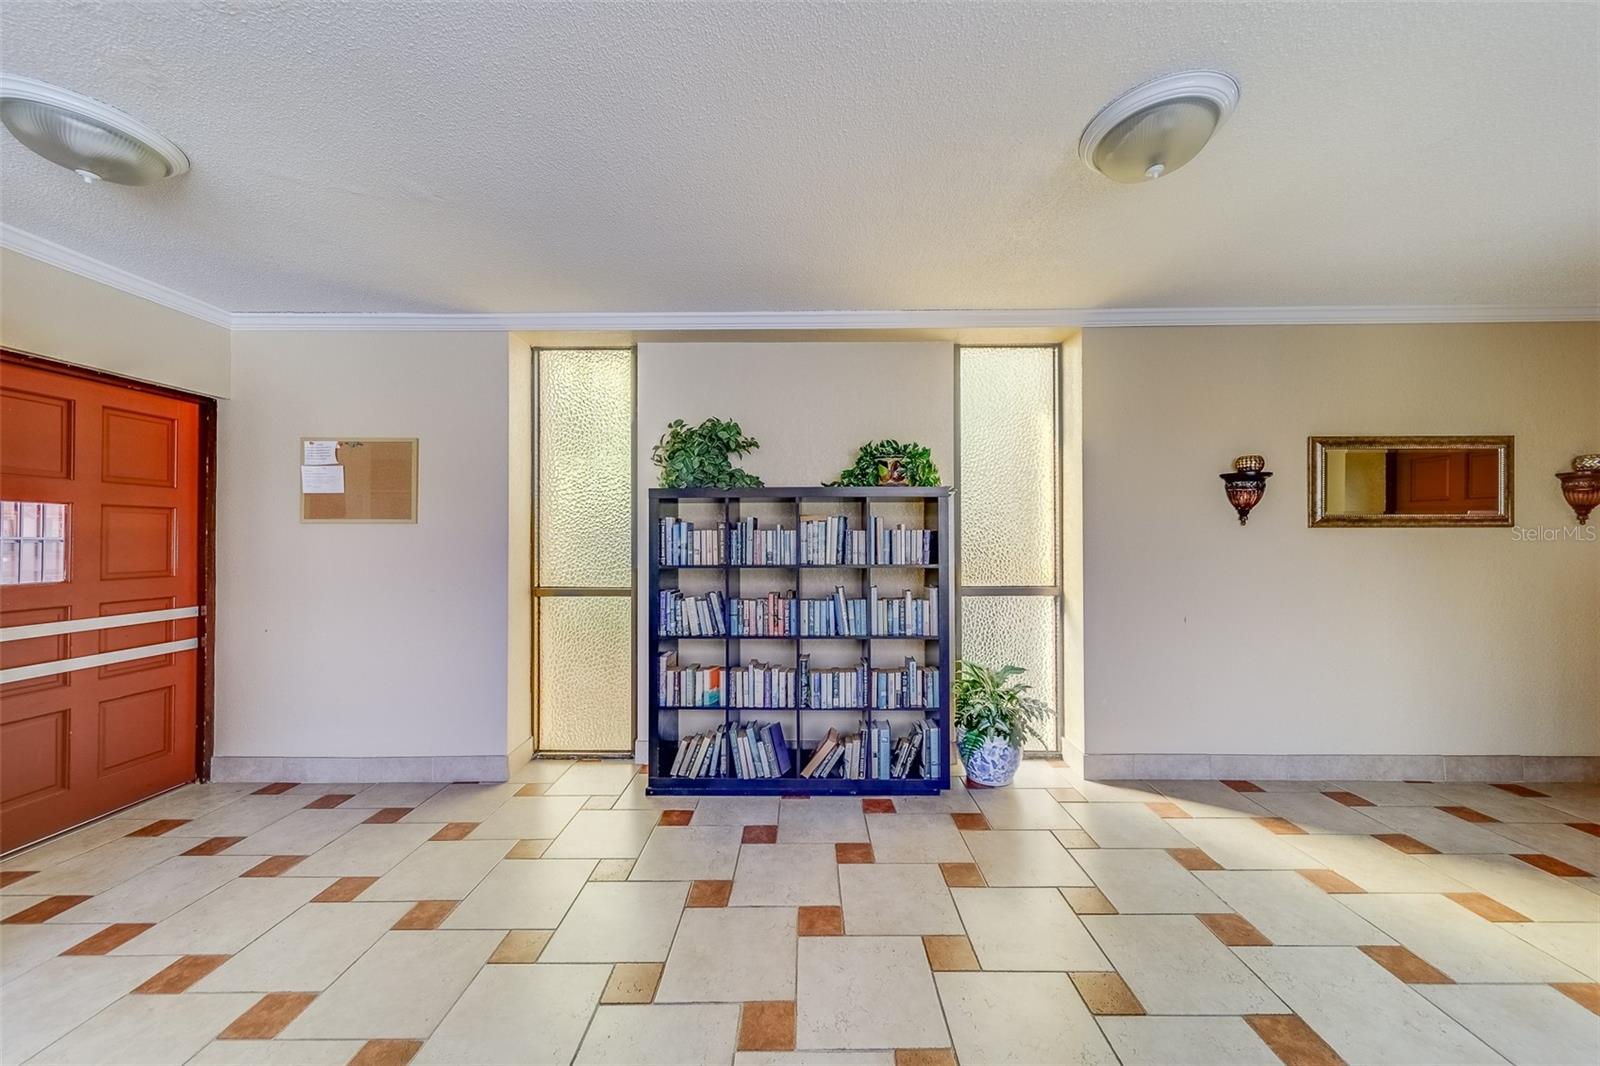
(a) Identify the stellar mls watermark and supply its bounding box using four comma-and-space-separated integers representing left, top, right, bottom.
1511, 525, 1597, 542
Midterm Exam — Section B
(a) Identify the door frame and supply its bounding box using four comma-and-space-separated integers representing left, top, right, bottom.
2, 346, 218, 784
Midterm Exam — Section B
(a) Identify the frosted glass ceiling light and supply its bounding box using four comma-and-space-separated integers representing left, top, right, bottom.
0, 76, 188, 185
1079, 71, 1239, 183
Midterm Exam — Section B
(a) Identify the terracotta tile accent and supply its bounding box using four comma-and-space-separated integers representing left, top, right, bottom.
183, 836, 244, 856
1198, 912, 1272, 947
1359, 945, 1453, 984
1323, 790, 1375, 807
312, 876, 376, 903
134, 954, 232, 994
836, 842, 875, 863
515, 782, 550, 796
601, 961, 664, 1004
393, 900, 458, 930
1373, 833, 1438, 855
1070, 971, 1144, 1015
862, 798, 897, 814
687, 880, 733, 907
252, 782, 297, 795
1553, 982, 1600, 1016
305, 793, 354, 809
430, 822, 478, 841
1222, 780, 1265, 793
243, 855, 306, 877
1445, 892, 1530, 923
1492, 783, 1548, 798
798, 905, 844, 936
949, 812, 990, 831
1167, 847, 1223, 871
363, 808, 411, 824
922, 934, 980, 971
1146, 801, 1190, 819
894, 1050, 957, 1066
1437, 805, 1497, 824
127, 818, 189, 837
1245, 1014, 1346, 1066
738, 1000, 796, 1051
1568, 822, 1600, 838
1060, 886, 1117, 914
2, 894, 92, 924
1514, 853, 1591, 877
489, 929, 551, 964
1297, 868, 1364, 894
1049, 787, 1086, 803
0, 870, 36, 886
506, 839, 550, 859
742, 824, 778, 844
1254, 816, 1307, 835
62, 922, 153, 955
940, 862, 986, 888
659, 809, 694, 826
218, 992, 317, 1039
348, 1039, 424, 1066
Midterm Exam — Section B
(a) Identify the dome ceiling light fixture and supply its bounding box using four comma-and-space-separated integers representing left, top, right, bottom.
1079, 70, 1239, 184
0, 75, 189, 186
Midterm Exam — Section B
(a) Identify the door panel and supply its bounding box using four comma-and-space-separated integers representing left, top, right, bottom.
1, 358, 201, 852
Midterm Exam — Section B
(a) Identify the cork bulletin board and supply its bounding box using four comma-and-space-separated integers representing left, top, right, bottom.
300, 438, 418, 523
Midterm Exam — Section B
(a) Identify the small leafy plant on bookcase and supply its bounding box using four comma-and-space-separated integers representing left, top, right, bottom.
648, 486, 951, 795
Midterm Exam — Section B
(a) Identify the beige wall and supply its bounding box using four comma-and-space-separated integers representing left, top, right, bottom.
506, 337, 534, 755
0, 248, 231, 396
1081, 322, 1600, 759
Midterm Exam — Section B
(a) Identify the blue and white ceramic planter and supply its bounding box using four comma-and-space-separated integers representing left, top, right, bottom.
963, 736, 1022, 788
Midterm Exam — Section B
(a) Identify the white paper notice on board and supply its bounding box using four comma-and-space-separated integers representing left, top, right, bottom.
301, 464, 345, 494
303, 440, 339, 465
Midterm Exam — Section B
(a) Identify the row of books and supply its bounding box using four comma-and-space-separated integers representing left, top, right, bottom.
731, 517, 796, 566
659, 515, 937, 567
658, 518, 725, 567
870, 518, 936, 565
656, 652, 939, 710
669, 721, 794, 778
799, 720, 942, 779
661, 586, 939, 639
802, 655, 939, 709
658, 590, 728, 637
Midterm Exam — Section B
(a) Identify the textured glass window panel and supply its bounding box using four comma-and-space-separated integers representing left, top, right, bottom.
959, 347, 1056, 586
537, 595, 633, 752
960, 594, 1059, 751
537, 348, 633, 588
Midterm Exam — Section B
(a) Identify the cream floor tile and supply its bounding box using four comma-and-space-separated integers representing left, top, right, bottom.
195, 901, 412, 991
1071, 780, 1163, 803
361, 839, 509, 900
612, 776, 700, 811
543, 809, 663, 859
796, 935, 949, 1050
1363, 805, 1522, 853
1332, 780, 1441, 806
442, 857, 595, 928
954, 887, 1111, 971
1286, 835, 1471, 893
116, 783, 255, 821
401, 782, 522, 824
1341, 893, 1589, 982
546, 762, 642, 797
865, 813, 973, 863
1538, 792, 1600, 822
1098, 1017, 1282, 1066
839, 863, 962, 935
1061, 802, 1190, 847
629, 825, 744, 880
1236, 945, 1503, 1065
970, 788, 1081, 830
0, 817, 147, 874
0, 954, 174, 1065
936, 970, 1117, 1065
575, 1004, 741, 1065
1248, 791, 1388, 834
111, 874, 332, 956
1252, 780, 1338, 792
29, 989, 258, 1065
687, 796, 781, 826
510, 758, 579, 784
281, 929, 502, 1039
1504, 921, 1600, 979
1417, 852, 1600, 921
52, 854, 258, 924
468, 795, 588, 841
291, 821, 440, 877
188, 1040, 368, 1065
338, 781, 446, 808
777, 797, 869, 843
1010, 761, 1083, 788
890, 789, 981, 814
1196, 870, 1393, 945
962, 830, 1091, 886
656, 906, 797, 1002
1488, 822, 1600, 873
1151, 780, 1269, 818
729, 842, 840, 907
225, 807, 373, 856
414, 962, 610, 1065
1419, 786, 1570, 823
169, 794, 310, 837
1418, 983, 1600, 1066
1171, 817, 1317, 869
1073, 849, 1228, 913
0, 923, 107, 985
284, 782, 373, 796
1083, 915, 1284, 1014
1, 836, 191, 896
735, 1054, 893, 1065
0, 896, 44, 919
541, 881, 690, 962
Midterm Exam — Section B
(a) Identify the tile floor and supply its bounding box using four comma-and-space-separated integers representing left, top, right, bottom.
1, 764, 1597, 1065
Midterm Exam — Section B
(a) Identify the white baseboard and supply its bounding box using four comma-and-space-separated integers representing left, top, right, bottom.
210, 754, 512, 783
1081, 752, 1600, 782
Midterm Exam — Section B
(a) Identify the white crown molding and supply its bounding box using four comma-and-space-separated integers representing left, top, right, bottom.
4, 224, 1596, 333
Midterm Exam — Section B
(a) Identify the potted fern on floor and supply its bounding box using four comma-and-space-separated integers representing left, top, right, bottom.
953, 660, 1051, 788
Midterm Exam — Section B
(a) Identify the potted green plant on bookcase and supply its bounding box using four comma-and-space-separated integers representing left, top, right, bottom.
651, 417, 764, 488
830, 439, 941, 486
953, 660, 1050, 787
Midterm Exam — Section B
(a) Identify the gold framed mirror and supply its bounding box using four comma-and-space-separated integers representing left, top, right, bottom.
1308, 436, 1513, 527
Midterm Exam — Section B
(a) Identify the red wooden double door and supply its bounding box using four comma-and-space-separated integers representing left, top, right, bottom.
1, 354, 205, 852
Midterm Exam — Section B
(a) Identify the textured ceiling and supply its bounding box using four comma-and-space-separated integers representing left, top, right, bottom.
1, 1, 1596, 315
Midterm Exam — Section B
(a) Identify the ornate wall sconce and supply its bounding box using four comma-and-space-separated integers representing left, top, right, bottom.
1220, 454, 1272, 526
1557, 454, 1600, 525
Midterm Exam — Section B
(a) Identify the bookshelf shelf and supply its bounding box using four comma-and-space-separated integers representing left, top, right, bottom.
648, 486, 951, 796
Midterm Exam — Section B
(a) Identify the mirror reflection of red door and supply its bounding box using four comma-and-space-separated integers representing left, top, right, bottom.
1, 354, 203, 852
